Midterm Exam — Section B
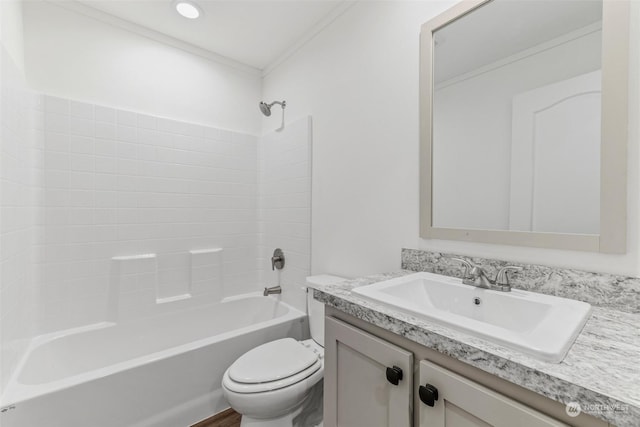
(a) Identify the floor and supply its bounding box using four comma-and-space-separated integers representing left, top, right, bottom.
191, 409, 241, 427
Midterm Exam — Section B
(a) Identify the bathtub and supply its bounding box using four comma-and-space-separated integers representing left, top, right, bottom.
0, 294, 307, 427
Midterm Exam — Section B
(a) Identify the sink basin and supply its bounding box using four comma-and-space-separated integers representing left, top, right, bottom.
351, 272, 591, 363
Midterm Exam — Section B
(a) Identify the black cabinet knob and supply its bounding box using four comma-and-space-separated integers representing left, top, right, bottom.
385, 366, 403, 385
419, 384, 439, 407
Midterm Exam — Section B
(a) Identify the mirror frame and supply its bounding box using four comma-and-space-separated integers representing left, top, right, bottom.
419, 0, 629, 253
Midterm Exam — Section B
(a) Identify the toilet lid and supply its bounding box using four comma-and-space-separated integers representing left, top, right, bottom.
223, 359, 322, 394
228, 338, 318, 384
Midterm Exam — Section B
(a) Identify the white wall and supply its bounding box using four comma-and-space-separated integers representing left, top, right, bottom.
262, 0, 640, 277
22, 1, 261, 135
0, 0, 24, 72
263, 0, 453, 278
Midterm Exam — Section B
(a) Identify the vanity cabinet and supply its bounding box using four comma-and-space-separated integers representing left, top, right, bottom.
418, 361, 565, 427
324, 311, 608, 427
324, 317, 413, 427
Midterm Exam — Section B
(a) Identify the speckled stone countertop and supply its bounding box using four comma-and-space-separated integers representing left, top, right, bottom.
311, 271, 640, 427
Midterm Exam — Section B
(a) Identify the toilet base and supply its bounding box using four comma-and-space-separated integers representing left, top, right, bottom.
241, 418, 323, 427
239, 407, 301, 427
239, 380, 323, 427
240, 413, 323, 427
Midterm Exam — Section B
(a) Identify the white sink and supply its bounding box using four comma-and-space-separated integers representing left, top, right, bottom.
351, 272, 591, 363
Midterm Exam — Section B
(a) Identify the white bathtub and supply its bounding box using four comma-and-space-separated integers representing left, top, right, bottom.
0, 295, 307, 427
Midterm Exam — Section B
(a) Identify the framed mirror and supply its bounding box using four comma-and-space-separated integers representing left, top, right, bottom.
419, 0, 629, 253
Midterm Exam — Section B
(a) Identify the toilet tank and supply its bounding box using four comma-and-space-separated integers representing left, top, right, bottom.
306, 275, 346, 347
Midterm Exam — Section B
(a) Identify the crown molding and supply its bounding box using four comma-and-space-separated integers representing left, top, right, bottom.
262, 1, 358, 77
46, 0, 262, 77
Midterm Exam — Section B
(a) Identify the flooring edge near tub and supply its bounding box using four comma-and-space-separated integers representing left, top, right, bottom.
191, 408, 241, 427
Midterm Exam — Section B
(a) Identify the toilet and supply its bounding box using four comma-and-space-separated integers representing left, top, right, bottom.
221, 275, 345, 427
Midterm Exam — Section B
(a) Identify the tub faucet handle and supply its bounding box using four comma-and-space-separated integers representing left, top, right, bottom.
271, 248, 285, 270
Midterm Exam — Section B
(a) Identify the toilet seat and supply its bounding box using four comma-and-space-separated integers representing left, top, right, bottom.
223, 338, 321, 394
223, 359, 322, 393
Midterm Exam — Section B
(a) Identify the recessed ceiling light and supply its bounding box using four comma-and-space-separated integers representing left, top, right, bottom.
174, 1, 202, 19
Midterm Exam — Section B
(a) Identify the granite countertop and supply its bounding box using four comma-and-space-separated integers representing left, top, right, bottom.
311, 271, 640, 427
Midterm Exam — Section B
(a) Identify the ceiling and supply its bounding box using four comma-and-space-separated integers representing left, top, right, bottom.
72, 0, 348, 70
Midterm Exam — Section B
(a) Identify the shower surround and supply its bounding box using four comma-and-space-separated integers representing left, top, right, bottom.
33, 100, 311, 329
36, 95, 262, 333
1, 46, 39, 394
1, 47, 313, 419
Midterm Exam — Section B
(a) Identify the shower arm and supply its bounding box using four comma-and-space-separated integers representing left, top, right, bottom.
268, 100, 286, 109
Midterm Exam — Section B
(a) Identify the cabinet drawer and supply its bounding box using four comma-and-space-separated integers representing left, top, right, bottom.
418, 360, 568, 427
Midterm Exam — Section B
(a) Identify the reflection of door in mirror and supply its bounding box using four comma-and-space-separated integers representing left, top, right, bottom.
431, 0, 602, 233
509, 71, 601, 235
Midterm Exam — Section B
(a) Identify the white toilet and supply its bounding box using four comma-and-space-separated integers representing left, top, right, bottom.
222, 275, 345, 427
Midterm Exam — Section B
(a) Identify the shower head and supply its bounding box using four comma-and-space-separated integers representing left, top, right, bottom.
259, 102, 272, 117
259, 100, 286, 117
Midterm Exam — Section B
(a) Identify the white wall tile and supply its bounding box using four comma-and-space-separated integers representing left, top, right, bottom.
138, 129, 171, 147
6, 90, 272, 345
95, 106, 116, 123
117, 110, 137, 127
137, 114, 157, 130
69, 100, 94, 120
45, 96, 69, 114
116, 125, 137, 143
69, 116, 94, 137
44, 170, 69, 188
95, 122, 116, 139
94, 138, 116, 157
158, 118, 205, 137
94, 173, 117, 190
69, 135, 94, 154
45, 112, 69, 133
44, 151, 69, 170
94, 209, 117, 225
45, 132, 69, 152
68, 172, 93, 190
94, 191, 117, 208
257, 117, 312, 312
1, 49, 39, 392
69, 153, 94, 172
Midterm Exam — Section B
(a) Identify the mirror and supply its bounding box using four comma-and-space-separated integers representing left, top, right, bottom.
420, 0, 629, 253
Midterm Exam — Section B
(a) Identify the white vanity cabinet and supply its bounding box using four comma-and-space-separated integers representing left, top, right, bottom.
324, 311, 608, 427
418, 361, 565, 427
324, 317, 413, 427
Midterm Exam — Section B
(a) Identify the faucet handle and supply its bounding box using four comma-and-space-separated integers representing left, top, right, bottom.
495, 266, 522, 286
451, 257, 473, 278
271, 248, 285, 271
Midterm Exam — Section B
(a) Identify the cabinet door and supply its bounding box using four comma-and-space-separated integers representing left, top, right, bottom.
324, 317, 413, 427
418, 361, 568, 427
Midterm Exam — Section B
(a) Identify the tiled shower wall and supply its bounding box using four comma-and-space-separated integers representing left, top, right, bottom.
0, 47, 39, 391
35, 95, 260, 333
258, 117, 312, 312
1, 75, 312, 392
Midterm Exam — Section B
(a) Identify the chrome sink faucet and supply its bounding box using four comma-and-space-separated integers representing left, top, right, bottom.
493, 266, 522, 292
452, 258, 522, 292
